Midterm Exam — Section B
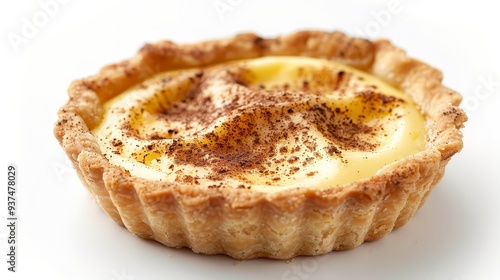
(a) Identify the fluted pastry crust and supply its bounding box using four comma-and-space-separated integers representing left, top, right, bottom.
54, 31, 466, 259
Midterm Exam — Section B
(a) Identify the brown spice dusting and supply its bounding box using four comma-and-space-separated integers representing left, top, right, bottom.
326, 146, 342, 156
111, 139, 123, 147
287, 156, 300, 164
289, 167, 300, 175
117, 61, 405, 184
292, 146, 301, 153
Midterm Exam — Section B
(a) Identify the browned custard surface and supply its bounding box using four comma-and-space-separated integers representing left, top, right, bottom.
92, 56, 426, 191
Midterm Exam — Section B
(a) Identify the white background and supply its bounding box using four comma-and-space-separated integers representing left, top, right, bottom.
1, 0, 499, 279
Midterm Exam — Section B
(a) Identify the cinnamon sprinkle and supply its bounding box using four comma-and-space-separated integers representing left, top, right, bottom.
115, 62, 405, 182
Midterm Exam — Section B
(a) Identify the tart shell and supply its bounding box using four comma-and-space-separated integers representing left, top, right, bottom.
54, 31, 466, 259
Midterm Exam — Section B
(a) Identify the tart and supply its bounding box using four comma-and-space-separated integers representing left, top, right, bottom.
54, 31, 466, 259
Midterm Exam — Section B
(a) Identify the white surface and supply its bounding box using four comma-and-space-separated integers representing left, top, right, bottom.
1, 1, 499, 279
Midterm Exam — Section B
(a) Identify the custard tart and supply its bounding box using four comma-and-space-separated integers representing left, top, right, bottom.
54, 31, 466, 259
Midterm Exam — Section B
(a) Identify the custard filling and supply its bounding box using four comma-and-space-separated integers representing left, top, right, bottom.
92, 56, 426, 191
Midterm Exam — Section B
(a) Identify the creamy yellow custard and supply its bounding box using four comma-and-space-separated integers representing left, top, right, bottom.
92, 56, 426, 191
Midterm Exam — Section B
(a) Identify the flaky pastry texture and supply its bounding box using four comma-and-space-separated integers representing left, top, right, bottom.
54, 31, 466, 259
